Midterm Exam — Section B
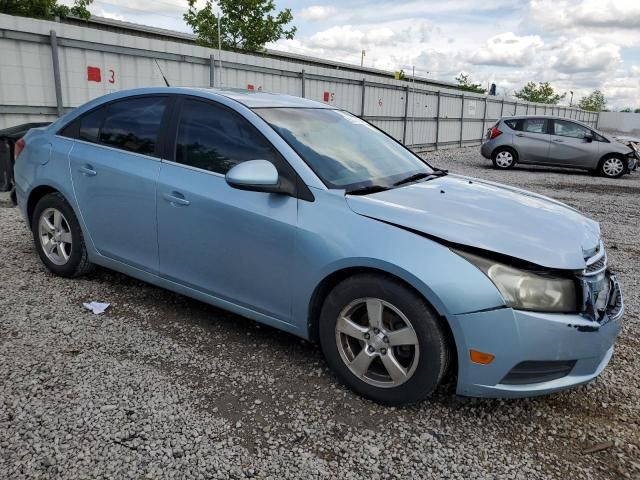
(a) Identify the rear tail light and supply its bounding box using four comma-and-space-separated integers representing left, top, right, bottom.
14, 137, 26, 161
489, 126, 502, 140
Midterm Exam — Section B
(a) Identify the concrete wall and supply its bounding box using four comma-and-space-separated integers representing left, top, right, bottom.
0, 13, 600, 149
597, 112, 640, 134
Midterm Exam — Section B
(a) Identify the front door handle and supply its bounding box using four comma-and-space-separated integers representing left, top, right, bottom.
162, 192, 191, 207
79, 165, 97, 176
552, 138, 564, 143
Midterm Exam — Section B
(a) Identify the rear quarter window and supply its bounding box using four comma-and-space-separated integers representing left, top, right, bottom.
504, 119, 518, 130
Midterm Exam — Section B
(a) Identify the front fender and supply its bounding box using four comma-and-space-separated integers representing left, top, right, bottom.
291, 189, 505, 337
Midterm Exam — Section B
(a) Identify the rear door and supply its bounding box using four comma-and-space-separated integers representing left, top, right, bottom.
67, 96, 170, 272
512, 118, 551, 163
549, 119, 600, 168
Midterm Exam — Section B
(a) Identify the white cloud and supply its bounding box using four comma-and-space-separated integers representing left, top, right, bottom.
307, 25, 396, 50
528, 0, 640, 31
549, 37, 621, 73
300, 5, 338, 21
470, 32, 543, 67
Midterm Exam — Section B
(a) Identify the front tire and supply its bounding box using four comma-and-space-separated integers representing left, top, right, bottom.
32, 192, 94, 277
492, 148, 517, 169
598, 155, 626, 178
319, 274, 449, 406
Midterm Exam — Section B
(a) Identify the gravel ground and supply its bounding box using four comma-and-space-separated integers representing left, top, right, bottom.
1, 147, 639, 479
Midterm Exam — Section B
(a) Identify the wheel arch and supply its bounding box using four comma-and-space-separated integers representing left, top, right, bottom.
306, 266, 458, 371
27, 185, 60, 228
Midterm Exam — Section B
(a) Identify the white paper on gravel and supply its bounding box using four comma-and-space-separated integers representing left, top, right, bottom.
83, 302, 110, 314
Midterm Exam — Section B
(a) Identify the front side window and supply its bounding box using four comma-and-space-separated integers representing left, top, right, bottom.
175, 99, 279, 174
99, 97, 168, 157
553, 120, 590, 139
255, 108, 433, 189
522, 118, 547, 134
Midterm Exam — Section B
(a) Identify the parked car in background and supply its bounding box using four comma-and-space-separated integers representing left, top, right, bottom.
13, 88, 624, 405
481, 116, 638, 178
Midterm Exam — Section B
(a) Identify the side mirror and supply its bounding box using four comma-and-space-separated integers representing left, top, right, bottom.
225, 160, 280, 193
584, 132, 593, 142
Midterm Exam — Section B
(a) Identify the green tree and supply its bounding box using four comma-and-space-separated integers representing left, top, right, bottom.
577, 90, 606, 112
184, 0, 296, 52
620, 107, 632, 112
635, 108, 640, 113
455, 73, 486, 94
0, 0, 92, 20
513, 82, 565, 104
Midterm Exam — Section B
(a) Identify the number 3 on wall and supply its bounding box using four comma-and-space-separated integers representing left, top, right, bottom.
108, 69, 115, 84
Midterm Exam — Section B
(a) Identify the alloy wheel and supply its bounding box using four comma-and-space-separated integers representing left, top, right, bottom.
602, 157, 624, 177
38, 207, 73, 266
495, 151, 514, 168
335, 298, 420, 388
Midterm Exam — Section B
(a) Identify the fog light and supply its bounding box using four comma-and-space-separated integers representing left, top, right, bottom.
470, 349, 495, 365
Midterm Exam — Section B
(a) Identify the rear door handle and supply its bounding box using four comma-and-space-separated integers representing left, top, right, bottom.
515, 133, 525, 137
79, 165, 97, 176
552, 138, 564, 143
162, 192, 191, 207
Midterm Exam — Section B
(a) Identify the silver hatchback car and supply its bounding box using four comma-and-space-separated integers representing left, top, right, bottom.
481, 116, 639, 178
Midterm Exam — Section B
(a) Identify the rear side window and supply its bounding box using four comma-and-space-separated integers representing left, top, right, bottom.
100, 97, 168, 157
504, 119, 518, 130
553, 120, 590, 139
175, 99, 279, 174
522, 118, 547, 134
79, 107, 106, 143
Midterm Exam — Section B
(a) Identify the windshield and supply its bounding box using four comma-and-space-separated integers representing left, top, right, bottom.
255, 108, 433, 190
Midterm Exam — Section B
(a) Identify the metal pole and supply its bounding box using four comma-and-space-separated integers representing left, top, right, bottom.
513, 101, 517, 116
360, 78, 366, 118
459, 95, 464, 148
481, 96, 488, 143
500, 97, 505, 117
526, 103, 529, 115
435, 91, 441, 150
402, 85, 410, 144
217, 13, 222, 86
410, 65, 415, 146
301, 69, 305, 98
49, 30, 64, 117
209, 54, 215, 87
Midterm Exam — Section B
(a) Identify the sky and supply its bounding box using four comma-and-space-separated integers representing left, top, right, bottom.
71, 0, 640, 109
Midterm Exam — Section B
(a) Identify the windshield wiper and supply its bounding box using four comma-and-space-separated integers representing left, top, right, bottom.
345, 184, 390, 196
393, 169, 448, 187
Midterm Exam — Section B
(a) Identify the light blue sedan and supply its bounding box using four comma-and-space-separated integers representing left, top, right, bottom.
13, 88, 623, 405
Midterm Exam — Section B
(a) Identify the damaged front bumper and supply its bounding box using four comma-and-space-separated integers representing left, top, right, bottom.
449, 270, 623, 398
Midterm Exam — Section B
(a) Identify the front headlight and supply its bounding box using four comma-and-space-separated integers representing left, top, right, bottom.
455, 250, 577, 312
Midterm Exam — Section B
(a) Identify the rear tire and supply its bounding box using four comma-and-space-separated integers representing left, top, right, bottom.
32, 192, 94, 278
492, 148, 517, 169
598, 155, 626, 178
319, 274, 449, 406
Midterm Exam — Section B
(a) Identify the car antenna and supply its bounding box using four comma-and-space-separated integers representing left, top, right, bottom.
154, 59, 170, 87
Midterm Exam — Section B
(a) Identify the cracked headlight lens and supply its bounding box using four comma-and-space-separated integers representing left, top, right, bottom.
455, 250, 577, 312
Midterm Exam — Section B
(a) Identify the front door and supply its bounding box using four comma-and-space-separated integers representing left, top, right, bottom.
68, 96, 169, 272
156, 97, 297, 321
549, 119, 601, 168
513, 118, 550, 163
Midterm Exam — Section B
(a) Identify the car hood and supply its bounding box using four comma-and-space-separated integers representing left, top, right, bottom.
346, 175, 601, 270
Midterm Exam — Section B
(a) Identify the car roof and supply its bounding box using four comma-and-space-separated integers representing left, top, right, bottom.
89, 87, 333, 109
501, 115, 594, 129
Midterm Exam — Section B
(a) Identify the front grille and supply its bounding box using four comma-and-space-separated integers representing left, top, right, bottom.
583, 247, 607, 276
584, 255, 606, 276
501, 360, 577, 385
